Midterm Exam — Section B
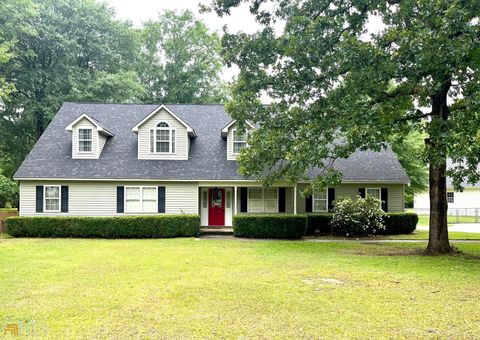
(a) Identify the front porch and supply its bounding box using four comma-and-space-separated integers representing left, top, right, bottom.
198, 185, 299, 227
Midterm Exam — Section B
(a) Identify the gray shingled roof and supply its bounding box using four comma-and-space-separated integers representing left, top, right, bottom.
14, 102, 409, 183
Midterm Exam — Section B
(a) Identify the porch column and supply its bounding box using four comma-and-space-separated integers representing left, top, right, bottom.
293, 183, 297, 215
234, 186, 238, 215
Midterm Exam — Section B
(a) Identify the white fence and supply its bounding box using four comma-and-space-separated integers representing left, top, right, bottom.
414, 208, 480, 223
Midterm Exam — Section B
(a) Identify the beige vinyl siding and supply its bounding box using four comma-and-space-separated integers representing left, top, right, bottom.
19, 181, 198, 216
98, 134, 107, 156
296, 183, 405, 213
137, 108, 188, 160
72, 118, 99, 159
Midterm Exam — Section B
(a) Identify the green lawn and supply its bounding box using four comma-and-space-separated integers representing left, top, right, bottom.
1, 238, 480, 338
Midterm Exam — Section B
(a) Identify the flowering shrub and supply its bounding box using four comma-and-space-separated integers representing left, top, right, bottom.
331, 196, 385, 236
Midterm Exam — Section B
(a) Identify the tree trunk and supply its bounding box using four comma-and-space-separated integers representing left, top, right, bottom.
426, 160, 451, 254
425, 75, 452, 254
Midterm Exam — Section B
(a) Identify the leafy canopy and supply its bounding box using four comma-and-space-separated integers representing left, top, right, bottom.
209, 0, 480, 189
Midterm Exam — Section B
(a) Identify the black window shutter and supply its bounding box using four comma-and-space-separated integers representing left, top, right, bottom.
278, 187, 286, 213
359, 188, 366, 198
61, 186, 69, 213
328, 188, 335, 211
117, 186, 124, 213
305, 195, 312, 213
158, 186, 166, 213
36, 186, 43, 213
381, 188, 388, 211
240, 187, 248, 212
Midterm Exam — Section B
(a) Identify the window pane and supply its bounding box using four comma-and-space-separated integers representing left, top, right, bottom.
249, 188, 262, 200
142, 200, 157, 213
79, 140, 92, 152
366, 188, 380, 199
264, 188, 277, 200
142, 187, 156, 200
226, 191, 231, 208
45, 186, 59, 199
126, 187, 140, 199
79, 129, 92, 140
157, 141, 169, 153
45, 199, 59, 211
313, 189, 326, 199
171, 130, 175, 153
314, 199, 327, 212
157, 129, 169, 141
249, 200, 263, 212
264, 199, 277, 212
233, 142, 246, 154
202, 191, 208, 208
157, 122, 169, 127
233, 130, 246, 141
150, 130, 154, 153
126, 200, 140, 212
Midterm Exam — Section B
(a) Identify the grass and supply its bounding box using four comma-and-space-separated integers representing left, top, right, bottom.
0, 208, 17, 212
417, 214, 479, 226
312, 229, 480, 240
1, 238, 480, 338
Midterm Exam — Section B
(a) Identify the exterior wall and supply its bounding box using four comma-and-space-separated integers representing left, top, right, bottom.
226, 123, 252, 161
98, 134, 107, 156
72, 118, 99, 159
137, 108, 189, 160
19, 181, 198, 216
235, 186, 295, 214
415, 187, 480, 212
296, 183, 405, 213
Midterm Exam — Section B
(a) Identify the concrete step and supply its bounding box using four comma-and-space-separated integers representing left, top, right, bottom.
200, 227, 234, 236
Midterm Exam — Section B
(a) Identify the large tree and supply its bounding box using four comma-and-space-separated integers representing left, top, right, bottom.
209, 0, 480, 253
0, 0, 144, 177
138, 10, 226, 104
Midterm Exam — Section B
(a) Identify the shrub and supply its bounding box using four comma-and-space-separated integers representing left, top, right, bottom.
0, 174, 18, 208
233, 214, 307, 239
306, 213, 333, 236
5, 215, 200, 238
331, 196, 385, 236
380, 213, 418, 235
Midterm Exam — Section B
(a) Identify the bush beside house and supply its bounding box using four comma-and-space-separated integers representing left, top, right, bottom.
233, 214, 307, 239
5, 215, 200, 238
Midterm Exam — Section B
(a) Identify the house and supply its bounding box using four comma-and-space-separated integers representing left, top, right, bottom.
414, 163, 480, 216
14, 103, 409, 227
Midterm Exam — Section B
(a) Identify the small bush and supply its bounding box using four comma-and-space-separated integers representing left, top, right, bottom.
233, 214, 307, 239
380, 213, 418, 235
306, 213, 333, 236
5, 215, 200, 238
331, 196, 385, 236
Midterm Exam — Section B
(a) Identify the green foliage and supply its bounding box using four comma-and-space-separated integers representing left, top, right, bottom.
305, 213, 333, 236
233, 214, 306, 239
138, 10, 227, 104
0, 174, 18, 208
389, 131, 428, 207
6, 215, 200, 238
331, 196, 385, 236
379, 213, 418, 235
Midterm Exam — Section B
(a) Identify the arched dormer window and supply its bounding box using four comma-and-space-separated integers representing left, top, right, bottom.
150, 121, 176, 153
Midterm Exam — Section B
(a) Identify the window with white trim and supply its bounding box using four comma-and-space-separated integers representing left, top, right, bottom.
44, 185, 60, 212
233, 129, 247, 154
313, 188, 328, 212
150, 121, 176, 154
447, 192, 454, 203
78, 128, 92, 152
248, 188, 278, 212
366, 188, 381, 200
125, 186, 157, 213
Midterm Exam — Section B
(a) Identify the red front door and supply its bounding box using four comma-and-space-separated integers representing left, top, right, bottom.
208, 188, 225, 226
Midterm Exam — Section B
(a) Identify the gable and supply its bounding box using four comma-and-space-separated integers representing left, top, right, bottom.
132, 104, 196, 137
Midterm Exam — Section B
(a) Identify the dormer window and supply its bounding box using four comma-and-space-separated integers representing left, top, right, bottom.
78, 128, 93, 152
150, 121, 176, 154
233, 129, 247, 154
